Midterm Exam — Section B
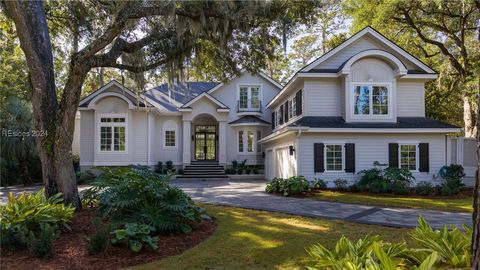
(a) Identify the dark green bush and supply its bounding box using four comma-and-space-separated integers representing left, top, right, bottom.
177, 168, 184, 175
155, 161, 163, 173
265, 176, 310, 196
83, 167, 207, 234
390, 180, 410, 195
166, 161, 173, 170
237, 169, 244, 175
334, 179, 348, 191
76, 170, 96, 184
439, 165, 465, 196
28, 223, 57, 259
368, 179, 391, 193
245, 167, 252, 174
311, 179, 327, 190
253, 167, 259, 174
415, 181, 435, 196
0, 225, 29, 251
85, 219, 116, 255
231, 160, 238, 169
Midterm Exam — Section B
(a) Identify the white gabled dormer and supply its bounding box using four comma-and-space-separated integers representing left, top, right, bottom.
267, 26, 438, 126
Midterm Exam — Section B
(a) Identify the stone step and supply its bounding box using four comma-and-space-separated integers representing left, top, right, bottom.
176, 175, 229, 179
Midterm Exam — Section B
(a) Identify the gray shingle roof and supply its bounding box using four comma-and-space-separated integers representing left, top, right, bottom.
229, 115, 270, 125
145, 82, 219, 105
289, 116, 459, 129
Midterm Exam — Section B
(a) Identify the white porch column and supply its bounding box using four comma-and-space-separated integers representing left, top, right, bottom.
218, 121, 227, 165
183, 120, 191, 165
147, 112, 155, 166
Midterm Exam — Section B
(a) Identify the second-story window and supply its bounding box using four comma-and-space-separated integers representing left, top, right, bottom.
238, 85, 261, 111
353, 84, 389, 116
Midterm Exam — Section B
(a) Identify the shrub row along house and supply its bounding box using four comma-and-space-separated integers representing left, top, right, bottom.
76, 27, 460, 184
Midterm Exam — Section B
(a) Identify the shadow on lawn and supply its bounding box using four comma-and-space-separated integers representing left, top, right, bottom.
132, 205, 409, 270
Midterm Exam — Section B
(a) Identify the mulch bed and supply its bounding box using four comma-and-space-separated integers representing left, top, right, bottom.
1, 208, 217, 270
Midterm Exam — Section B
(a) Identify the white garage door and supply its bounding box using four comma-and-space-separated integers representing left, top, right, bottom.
275, 147, 294, 178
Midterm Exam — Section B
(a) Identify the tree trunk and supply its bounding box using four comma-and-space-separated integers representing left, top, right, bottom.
464, 93, 476, 138
4, 1, 82, 209
472, 82, 480, 270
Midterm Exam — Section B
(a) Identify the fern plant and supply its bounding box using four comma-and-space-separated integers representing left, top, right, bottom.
82, 167, 207, 233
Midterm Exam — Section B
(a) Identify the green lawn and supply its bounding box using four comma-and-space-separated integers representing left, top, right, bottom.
132, 204, 410, 270
312, 190, 473, 212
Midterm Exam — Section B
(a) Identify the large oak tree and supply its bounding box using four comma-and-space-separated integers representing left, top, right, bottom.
2, 0, 319, 209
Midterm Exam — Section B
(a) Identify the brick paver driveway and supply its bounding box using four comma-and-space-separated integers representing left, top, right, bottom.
1, 180, 472, 229
171, 179, 472, 229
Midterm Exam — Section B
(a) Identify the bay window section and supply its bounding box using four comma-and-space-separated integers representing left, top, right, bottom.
247, 130, 254, 152
238, 128, 262, 153
99, 116, 126, 152
238, 130, 244, 152
353, 84, 389, 116
257, 131, 262, 153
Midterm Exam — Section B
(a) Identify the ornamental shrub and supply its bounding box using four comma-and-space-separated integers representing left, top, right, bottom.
28, 223, 58, 259
0, 189, 74, 250
85, 219, 116, 255
310, 178, 327, 190
439, 165, 465, 196
265, 176, 310, 196
415, 181, 435, 196
333, 179, 348, 191
83, 167, 207, 233
111, 223, 158, 253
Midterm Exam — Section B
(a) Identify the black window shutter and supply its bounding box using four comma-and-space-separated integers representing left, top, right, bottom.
314, 143, 324, 173
284, 101, 289, 122
279, 105, 284, 124
345, 143, 355, 173
271, 112, 275, 129
388, 143, 399, 168
419, 143, 429, 172
295, 90, 303, 115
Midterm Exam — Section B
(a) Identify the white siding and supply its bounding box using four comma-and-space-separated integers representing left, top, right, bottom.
304, 78, 342, 116
79, 111, 94, 167
154, 116, 183, 165
397, 79, 425, 117
297, 133, 446, 185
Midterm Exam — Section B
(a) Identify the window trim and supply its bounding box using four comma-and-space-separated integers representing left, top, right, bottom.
351, 82, 392, 119
398, 143, 419, 172
97, 113, 128, 153
323, 143, 345, 172
237, 84, 263, 110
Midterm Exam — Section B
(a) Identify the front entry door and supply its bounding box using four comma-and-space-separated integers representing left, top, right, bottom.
194, 125, 216, 161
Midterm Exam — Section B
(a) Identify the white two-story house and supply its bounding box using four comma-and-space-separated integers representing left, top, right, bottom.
260, 26, 460, 184
76, 26, 460, 183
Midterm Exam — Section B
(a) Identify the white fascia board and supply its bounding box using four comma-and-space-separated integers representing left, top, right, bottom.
178, 108, 193, 112
258, 128, 293, 143
402, 74, 438, 79
259, 71, 283, 89
206, 83, 225, 94
289, 127, 461, 133
216, 108, 230, 113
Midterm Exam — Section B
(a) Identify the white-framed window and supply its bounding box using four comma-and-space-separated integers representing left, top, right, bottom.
287, 100, 293, 119
256, 130, 262, 153
238, 85, 261, 110
98, 115, 127, 152
325, 144, 344, 172
352, 83, 390, 116
247, 130, 254, 152
400, 144, 418, 171
238, 130, 244, 152
163, 120, 178, 148
165, 130, 176, 147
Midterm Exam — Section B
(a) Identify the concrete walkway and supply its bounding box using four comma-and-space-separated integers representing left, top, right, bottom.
170, 179, 472, 229
1, 180, 472, 229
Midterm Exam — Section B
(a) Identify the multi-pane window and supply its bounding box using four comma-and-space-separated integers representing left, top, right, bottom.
238, 85, 261, 110
353, 84, 389, 115
247, 130, 254, 152
238, 130, 244, 152
325, 144, 343, 171
287, 100, 293, 119
99, 116, 126, 152
400, 144, 417, 170
165, 130, 176, 147
256, 131, 262, 153
291, 97, 296, 117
